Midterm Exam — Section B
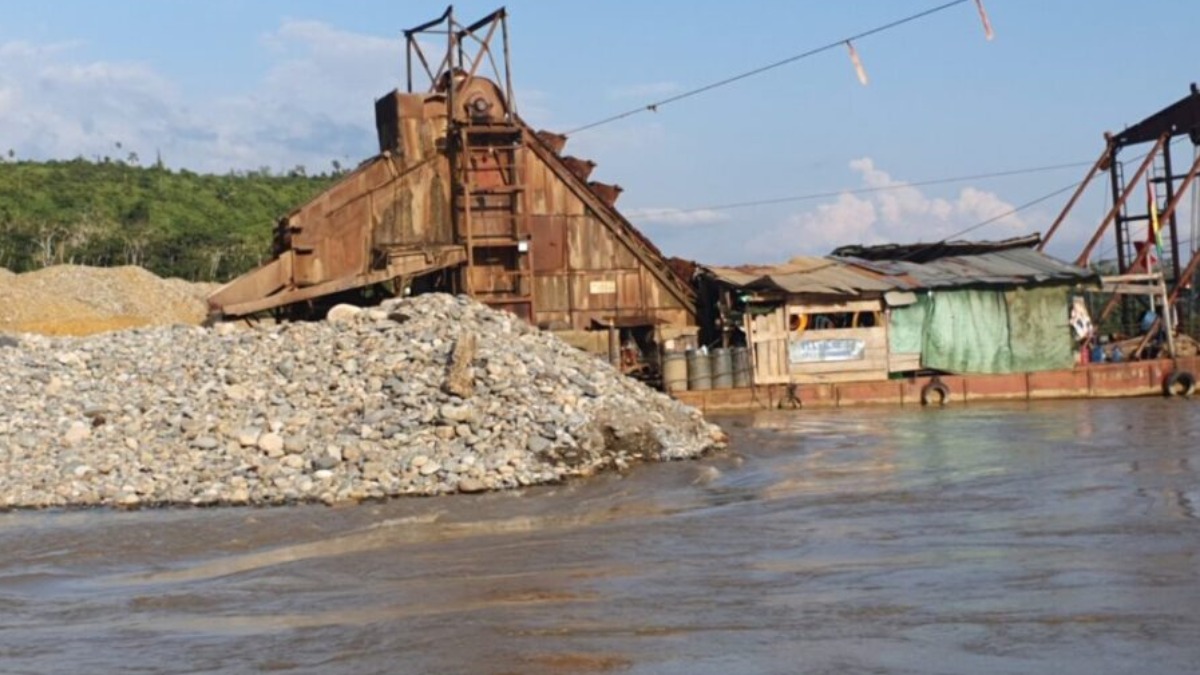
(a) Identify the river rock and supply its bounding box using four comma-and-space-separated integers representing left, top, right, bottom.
0, 293, 725, 509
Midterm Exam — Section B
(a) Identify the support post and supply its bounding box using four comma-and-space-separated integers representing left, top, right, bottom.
1096, 148, 1200, 325
1039, 142, 1111, 252
1076, 134, 1168, 267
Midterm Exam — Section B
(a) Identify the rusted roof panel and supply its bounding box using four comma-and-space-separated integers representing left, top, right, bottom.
830, 234, 1042, 263
706, 246, 1094, 297
841, 248, 1097, 289
703, 256, 893, 296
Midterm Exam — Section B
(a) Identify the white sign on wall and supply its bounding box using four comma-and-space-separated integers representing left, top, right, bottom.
788, 338, 866, 364
589, 280, 617, 295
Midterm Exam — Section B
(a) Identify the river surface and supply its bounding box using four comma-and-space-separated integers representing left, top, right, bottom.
1, 399, 1198, 674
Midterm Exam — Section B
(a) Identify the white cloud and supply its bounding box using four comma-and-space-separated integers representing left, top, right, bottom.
745, 157, 1029, 260
0, 22, 405, 172
625, 207, 727, 228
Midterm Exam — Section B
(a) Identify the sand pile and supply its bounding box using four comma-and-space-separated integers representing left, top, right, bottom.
0, 265, 216, 336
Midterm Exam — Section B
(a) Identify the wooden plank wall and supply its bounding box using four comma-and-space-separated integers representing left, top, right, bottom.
748, 299, 891, 385
522, 144, 689, 330
787, 326, 889, 383
272, 86, 694, 332
749, 306, 789, 384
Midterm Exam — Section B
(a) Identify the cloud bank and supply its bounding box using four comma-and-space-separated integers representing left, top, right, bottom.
745, 157, 1029, 260
0, 22, 403, 173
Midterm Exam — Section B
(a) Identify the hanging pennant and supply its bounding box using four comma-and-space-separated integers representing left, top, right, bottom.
1147, 176, 1164, 267
974, 0, 995, 41
846, 40, 869, 86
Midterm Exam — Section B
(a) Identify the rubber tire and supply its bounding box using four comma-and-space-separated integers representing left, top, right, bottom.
1163, 371, 1196, 398
920, 381, 951, 406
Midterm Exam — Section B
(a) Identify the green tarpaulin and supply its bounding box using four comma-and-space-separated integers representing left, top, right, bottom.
888, 285, 1073, 374
887, 294, 930, 355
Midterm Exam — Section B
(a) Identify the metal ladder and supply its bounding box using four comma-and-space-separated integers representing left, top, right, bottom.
453, 121, 535, 322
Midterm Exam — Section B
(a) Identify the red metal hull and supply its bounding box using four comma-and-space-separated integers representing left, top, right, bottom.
672, 356, 1200, 412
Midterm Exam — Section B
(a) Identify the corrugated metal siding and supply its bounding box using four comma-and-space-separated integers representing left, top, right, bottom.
706, 249, 1093, 298
704, 257, 892, 295
841, 249, 1096, 290
250, 83, 696, 330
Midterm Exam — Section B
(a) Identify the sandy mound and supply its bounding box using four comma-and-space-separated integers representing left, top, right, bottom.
0, 265, 213, 336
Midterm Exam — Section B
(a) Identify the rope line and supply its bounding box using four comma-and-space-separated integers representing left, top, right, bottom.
565, 0, 970, 136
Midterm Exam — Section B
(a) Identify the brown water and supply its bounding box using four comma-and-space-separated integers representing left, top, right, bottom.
2, 399, 1199, 674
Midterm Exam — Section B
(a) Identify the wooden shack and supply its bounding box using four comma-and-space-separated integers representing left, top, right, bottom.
700, 238, 1099, 386
699, 257, 895, 385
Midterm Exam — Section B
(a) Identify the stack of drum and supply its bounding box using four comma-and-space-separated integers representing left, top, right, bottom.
663, 346, 752, 392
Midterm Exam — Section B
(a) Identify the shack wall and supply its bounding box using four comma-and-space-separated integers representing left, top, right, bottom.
748, 297, 889, 385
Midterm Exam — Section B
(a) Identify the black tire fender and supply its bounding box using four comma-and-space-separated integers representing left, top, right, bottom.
920, 380, 951, 406
1163, 370, 1196, 398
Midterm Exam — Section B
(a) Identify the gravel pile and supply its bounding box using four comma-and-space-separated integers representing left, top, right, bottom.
0, 265, 214, 336
0, 294, 726, 509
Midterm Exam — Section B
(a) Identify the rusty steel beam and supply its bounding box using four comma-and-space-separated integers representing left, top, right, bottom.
1039, 141, 1111, 252
404, 6, 453, 37
1133, 245, 1200, 358
460, 8, 506, 36
1096, 147, 1200, 325
1075, 134, 1168, 267
501, 12, 515, 116
461, 15, 500, 90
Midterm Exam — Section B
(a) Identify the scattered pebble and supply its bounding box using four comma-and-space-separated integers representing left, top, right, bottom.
0, 293, 726, 509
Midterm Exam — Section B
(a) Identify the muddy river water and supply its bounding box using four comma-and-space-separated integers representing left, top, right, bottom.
1, 399, 1198, 674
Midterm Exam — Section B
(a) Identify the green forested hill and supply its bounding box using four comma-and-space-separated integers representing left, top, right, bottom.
0, 158, 338, 281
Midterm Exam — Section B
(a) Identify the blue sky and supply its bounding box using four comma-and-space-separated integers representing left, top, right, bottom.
2, 1, 1199, 265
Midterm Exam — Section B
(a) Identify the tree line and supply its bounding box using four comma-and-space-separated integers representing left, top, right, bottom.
0, 157, 340, 281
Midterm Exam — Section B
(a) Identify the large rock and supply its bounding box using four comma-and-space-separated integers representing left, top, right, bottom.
0, 293, 725, 509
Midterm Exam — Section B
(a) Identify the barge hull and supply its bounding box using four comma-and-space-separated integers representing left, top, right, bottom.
673, 356, 1198, 412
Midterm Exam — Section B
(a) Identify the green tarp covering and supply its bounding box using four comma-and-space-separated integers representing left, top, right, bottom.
888, 285, 1073, 374
887, 294, 931, 355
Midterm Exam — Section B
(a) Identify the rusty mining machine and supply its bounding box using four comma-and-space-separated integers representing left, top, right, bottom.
1041, 83, 1200, 360
207, 7, 698, 377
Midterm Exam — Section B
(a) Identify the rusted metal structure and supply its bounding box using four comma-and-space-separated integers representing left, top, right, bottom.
208, 7, 695, 356
1042, 84, 1200, 349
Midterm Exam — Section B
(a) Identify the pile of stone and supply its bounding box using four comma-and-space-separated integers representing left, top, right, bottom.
0, 265, 216, 336
0, 294, 725, 509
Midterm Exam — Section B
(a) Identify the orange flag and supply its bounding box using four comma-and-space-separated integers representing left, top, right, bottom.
846, 41, 869, 86
975, 0, 995, 40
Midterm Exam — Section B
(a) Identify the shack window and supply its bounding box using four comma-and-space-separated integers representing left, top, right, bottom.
788, 309, 881, 332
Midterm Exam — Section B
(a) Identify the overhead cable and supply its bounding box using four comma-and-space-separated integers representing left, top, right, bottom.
629, 160, 1092, 217
565, 0, 972, 136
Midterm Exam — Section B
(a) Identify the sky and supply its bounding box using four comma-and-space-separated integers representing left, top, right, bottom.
2, 0, 1200, 265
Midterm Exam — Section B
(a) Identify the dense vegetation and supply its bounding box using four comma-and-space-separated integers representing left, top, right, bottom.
0, 156, 340, 281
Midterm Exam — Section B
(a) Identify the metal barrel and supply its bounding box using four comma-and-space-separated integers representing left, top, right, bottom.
710, 347, 733, 389
662, 351, 689, 392
686, 349, 712, 391
731, 346, 752, 388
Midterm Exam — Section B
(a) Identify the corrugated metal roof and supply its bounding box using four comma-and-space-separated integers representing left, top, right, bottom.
703, 256, 893, 296
830, 234, 1042, 263
841, 248, 1096, 289
704, 248, 1095, 295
